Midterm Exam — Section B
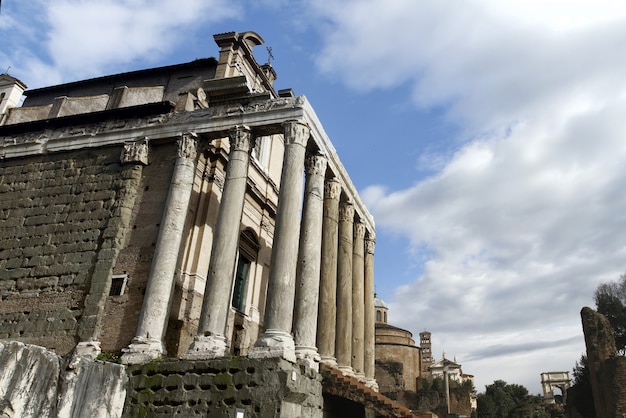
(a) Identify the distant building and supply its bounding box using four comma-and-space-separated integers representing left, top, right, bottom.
0, 73, 27, 124
374, 295, 428, 394
373, 295, 476, 415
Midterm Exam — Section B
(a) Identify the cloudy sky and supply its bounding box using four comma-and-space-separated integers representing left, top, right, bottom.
3, 0, 626, 394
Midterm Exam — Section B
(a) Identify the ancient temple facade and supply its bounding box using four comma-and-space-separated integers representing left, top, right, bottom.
0, 32, 408, 417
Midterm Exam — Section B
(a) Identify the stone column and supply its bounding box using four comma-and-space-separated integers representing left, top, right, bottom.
317, 178, 341, 366
293, 153, 327, 370
250, 120, 310, 362
183, 125, 254, 360
364, 233, 378, 390
351, 220, 366, 380
122, 132, 198, 364
336, 201, 354, 375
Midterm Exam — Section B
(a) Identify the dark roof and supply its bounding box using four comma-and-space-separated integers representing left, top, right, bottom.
25, 58, 217, 97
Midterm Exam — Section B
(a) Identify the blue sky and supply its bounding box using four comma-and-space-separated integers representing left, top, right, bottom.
4, 0, 626, 395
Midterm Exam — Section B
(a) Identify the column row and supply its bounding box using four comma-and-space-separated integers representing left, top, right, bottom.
317, 183, 377, 387
122, 120, 376, 391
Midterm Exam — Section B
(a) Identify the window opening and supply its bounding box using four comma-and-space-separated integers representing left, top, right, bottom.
252, 136, 270, 169
232, 254, 250, 311
110, 274, 128, 296
231, 229, 259, 312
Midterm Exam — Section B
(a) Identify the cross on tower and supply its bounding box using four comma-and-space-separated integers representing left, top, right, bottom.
266, 46, 274, 65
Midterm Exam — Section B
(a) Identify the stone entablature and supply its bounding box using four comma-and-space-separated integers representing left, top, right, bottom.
0, 94, 373, 233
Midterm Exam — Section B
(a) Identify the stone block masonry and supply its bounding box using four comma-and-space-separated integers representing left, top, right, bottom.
124, 357, 323, 417
0, 147, 142, 353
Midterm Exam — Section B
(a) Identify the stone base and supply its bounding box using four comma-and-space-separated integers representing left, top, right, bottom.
337, 364, 355, 377
295, 345, 321, 372
249, 329, 296, 363
354, 371, 366, 383
121, 336, 164, 365
73, 341, 101, 361
320, 356, 338, 368
365, 378, 379, 392
181, 335, 227, 360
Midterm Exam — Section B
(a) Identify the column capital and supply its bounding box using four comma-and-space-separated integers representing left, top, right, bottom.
228, 125, 254, 152
354, 221, 366, 239
324, 178, 342, 201
305, 153, 327, 177
121, 137, 149, 165
365, 232, 376, 254
177, 131, 198, 159
282, 120, 310, 147
339, 202, 354, 222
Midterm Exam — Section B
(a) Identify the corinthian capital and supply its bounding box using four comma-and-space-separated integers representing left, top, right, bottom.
282, 120, 310, 147
354, 222, 366, 239
365, 235, 376, 255
228, 125, 254, 153
120, 137, 149, 165
305, 153, 327, 177
177, 132, 198, 159
324, 178, 341, 201
339, 202, 354, 223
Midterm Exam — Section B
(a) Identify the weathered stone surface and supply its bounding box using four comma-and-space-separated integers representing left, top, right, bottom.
57, 355, 128, 418
0, 341, 127, 418
580, 306, 626, 418
124, 357, 323, 417
0, 147, 142, 351
0, 341, 59, 417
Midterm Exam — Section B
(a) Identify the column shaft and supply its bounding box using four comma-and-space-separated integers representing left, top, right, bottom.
317, 178, 341, 366
250, 120, 310, 362
336, 201, 354, 374
351, 221, 365, 379
364, 234, 378, 390
183, 126, 254, 360
122, 133, 198, 364
293, 153, 327, 370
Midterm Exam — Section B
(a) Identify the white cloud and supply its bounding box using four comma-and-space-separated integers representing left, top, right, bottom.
1, 0, 241, 87
310, 0, 626, 392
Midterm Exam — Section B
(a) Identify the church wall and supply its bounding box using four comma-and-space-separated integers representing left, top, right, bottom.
0, 146, 144, 354
376, 344, 421, 393
101, 140, 177, 353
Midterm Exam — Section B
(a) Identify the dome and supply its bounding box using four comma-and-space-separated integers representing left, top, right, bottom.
374, 294, 388, 309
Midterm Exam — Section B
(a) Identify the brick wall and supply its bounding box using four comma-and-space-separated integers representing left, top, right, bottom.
100, 141, 176, 353
0, 146, 143, 354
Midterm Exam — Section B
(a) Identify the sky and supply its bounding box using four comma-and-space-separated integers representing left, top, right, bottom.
2, 0, 626, 395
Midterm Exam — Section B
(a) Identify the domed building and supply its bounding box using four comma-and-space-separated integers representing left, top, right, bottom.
374, 295, 430, 396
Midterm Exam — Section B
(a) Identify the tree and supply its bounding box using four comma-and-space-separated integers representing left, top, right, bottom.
566, 354, 595, 418
477, 380, 533, 418
594, 274, 626, 354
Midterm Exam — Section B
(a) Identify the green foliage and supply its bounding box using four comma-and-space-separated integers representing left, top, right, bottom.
567, 354, 595, 418
430, 376, 444, 393
594, 273, 626, 354
96, 351, 122, 363
477, 380, 541, 418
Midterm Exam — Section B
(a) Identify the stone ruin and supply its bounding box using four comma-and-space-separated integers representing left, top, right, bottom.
580, 306, 626, 417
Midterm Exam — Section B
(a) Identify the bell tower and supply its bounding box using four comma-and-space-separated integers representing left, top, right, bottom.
0, 73, 27, 125
420, 331, 433, 376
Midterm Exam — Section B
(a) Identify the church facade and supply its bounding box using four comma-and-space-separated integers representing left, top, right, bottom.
0, 31, 418, 417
